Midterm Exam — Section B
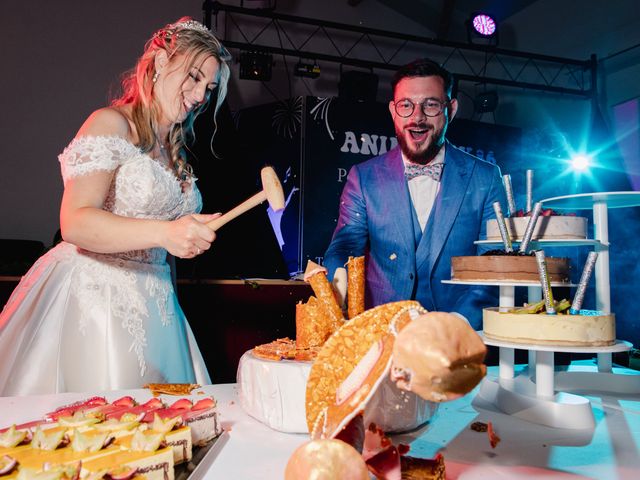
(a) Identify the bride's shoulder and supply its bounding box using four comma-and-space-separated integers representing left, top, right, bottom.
75, 106, 133, 141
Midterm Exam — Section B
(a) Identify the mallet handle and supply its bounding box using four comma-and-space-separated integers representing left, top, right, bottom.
206, 190, 267, 231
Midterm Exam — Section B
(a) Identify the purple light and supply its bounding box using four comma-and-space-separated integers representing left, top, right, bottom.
472, 14, 496, 36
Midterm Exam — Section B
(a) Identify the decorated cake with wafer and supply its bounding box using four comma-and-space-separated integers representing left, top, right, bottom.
488, 170, 588, 241
451, 252, 570, 283
483, 306, 615, 346
486, 212, 587, 241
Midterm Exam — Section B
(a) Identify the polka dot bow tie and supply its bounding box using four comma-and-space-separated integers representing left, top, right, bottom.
404, 162, 444, 182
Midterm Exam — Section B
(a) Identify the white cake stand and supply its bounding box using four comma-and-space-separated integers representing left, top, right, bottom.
447, 192, 640, 429
477, 334, 633, 430
542, 191, 640, 371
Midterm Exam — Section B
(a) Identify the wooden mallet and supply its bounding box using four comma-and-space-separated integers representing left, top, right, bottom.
207, 166, 285, 231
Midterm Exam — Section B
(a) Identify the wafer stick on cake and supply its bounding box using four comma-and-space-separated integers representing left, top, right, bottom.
304, 261, 345, 325
347, 256, 365, 319
332, 267, 348, 310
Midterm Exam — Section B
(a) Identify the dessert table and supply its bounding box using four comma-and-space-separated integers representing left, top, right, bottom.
1, 361, 639, 479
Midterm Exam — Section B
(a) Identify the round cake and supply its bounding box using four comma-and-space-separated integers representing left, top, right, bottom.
483, 307, 615, 346
237, 350, 437, 434
486, 215, 587, 241
451, 255, 570, 282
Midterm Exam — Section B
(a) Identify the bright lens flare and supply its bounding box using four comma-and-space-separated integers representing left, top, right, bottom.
571, 154, 591, 171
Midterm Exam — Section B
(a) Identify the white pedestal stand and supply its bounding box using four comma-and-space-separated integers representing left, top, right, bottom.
443, 280, 631, 429
479, 326, 632, 430
446, 192, 640, 429
541, 191, 640, 372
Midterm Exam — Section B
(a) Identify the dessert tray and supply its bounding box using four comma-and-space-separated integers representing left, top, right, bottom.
0, 389, 228, 480
176, 431, 229, 480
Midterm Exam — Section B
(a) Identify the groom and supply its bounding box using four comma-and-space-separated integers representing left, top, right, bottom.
323, 58, 505, 329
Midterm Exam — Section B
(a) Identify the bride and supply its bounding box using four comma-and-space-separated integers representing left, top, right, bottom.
0, 17, 231, 395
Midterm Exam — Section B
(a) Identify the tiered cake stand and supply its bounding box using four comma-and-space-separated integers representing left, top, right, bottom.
445, 192, 640, 429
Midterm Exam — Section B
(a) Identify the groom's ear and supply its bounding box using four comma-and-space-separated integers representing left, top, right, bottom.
448, 98, 458, 123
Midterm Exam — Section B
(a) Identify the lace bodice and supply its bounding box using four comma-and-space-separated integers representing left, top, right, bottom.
58, 135, 202, 264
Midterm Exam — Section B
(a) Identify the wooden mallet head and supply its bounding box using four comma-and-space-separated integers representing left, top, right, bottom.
207, 166, 285, 231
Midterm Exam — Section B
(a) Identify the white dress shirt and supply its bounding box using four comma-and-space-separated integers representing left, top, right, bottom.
402, 145, 473, 328
402, 145, 446, 232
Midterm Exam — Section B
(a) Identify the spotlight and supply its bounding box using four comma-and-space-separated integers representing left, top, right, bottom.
467, 12, 498, 45
294, 60, 320, 79
571, 154, 592, 171
239, 51, 273, 81
471, 13, 497, 37
474, 91, 499, 114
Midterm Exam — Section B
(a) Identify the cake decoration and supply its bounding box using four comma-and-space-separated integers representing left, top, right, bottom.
304, 260, 345, 327
492, 201, 513, 252
503, 173, 516, 216
534, 249, 556, 314
143, 384, 200, 397
346, 256, 365, 319
526, 169, 533, 213
570, 251, 598, 314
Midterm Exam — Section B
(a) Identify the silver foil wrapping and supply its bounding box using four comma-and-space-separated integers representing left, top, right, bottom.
526, 169, 534, 213
570, 251, 598, 314
519, 202, 542, 254
535, 250, 556, 314
492, 202, 513, 253
503, 174, 517, 216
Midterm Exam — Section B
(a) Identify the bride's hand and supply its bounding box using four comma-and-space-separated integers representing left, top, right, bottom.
161, 213, 221, 258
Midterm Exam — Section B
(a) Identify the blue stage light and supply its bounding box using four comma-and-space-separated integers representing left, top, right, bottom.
571, 154, 591, 171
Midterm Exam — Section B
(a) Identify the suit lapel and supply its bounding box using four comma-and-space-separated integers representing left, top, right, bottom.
416, 144, 473, 273
378, 147, 416, 261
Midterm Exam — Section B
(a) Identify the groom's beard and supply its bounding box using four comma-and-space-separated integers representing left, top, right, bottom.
395, 122, 446, 165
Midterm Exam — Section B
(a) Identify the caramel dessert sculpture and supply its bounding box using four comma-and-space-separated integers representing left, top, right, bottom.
252, 257, 365, 362
294, 306, 482, 479
305, 306, 486, 439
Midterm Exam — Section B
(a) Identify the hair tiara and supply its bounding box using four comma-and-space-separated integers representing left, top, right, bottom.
172, 20, 210, 34
155, 19, 211, 40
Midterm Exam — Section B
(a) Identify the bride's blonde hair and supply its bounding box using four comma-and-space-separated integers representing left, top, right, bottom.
113, 17, 231, 181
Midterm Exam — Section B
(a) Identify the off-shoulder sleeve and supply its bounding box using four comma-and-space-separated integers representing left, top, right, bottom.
58, 136, 138, 184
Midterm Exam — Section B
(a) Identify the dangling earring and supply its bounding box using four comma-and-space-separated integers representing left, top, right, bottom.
152, 72, 160, 84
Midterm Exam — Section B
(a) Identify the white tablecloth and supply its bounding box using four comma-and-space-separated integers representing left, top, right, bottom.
1, 362, 639, 479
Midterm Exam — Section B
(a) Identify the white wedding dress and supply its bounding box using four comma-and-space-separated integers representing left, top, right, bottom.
0, 136, 211, 396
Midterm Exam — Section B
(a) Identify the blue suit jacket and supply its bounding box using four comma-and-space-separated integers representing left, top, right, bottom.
323, 143, 506, 329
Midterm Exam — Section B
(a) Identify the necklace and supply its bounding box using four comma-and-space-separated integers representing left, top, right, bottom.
154, 131, 167, 151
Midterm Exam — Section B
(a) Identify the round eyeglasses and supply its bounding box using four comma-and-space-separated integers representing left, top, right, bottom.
393, 98, 449, 118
